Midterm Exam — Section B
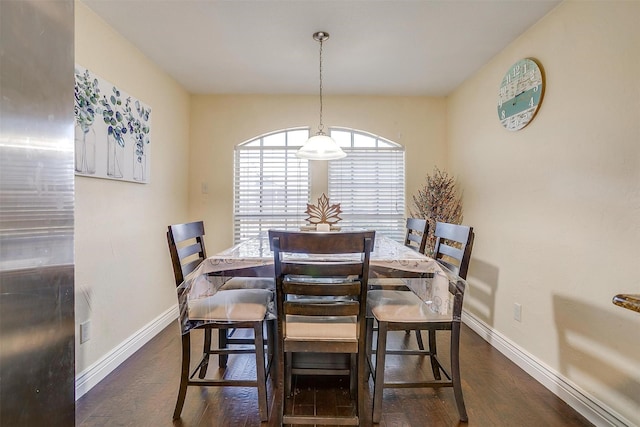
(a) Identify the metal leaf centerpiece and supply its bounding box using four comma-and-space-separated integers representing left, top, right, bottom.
305, 193, 342, 225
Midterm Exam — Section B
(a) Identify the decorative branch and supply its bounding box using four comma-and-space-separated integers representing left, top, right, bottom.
411, 167, 463, 255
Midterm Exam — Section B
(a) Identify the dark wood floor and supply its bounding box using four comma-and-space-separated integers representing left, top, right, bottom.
76, 322, 593, 427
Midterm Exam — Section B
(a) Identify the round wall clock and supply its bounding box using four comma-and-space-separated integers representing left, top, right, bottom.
497, 58, 545, 131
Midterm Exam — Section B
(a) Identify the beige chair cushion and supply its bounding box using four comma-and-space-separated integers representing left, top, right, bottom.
285, 315, 357, 341
220, 277, 275, 290
368, 290, 452, 323
188, 289, 272, 321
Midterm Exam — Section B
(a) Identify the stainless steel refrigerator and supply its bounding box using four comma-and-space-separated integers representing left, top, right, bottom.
0, 0, 76, 425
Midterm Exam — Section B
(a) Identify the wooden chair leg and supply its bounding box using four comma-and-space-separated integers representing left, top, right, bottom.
372, 321, 388, 424
271, 320, 279, 380
428, 329, 441, 380
285, 352, 293, 396
198, 328, 212, 378
276, 328, 285, 427
406, 328, 425, 350
349, 353, 357, 398
450, 322, 468, 422
218, 327, 228, 368
173, 333, 191, 420
266, 319, 275, 378
357, 338, 367, 426
365, 317, 374, 379
254, 322, 268, 422
415, 329, 425, 350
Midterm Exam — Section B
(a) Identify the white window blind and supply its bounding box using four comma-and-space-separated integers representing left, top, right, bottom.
328, 128, 406, 242
234, 128, 310, 243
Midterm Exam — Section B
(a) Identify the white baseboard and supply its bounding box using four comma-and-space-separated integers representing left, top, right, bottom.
462, 311, 633, 427
75, 304, 179, 400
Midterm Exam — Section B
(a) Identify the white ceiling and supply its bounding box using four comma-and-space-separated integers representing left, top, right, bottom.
82, 0, 561, 96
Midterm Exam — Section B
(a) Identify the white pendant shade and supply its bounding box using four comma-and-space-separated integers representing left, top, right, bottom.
296, 134, 346, 160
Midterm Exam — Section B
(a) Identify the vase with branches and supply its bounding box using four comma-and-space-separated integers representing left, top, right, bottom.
127, 99, 151, 181
411, 167, 463, 255
74, 68, 100, 173
100, 87, 127, 178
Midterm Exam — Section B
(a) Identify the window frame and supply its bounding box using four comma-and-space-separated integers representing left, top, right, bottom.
233, 127, 311, 243
328, 127, 406, 242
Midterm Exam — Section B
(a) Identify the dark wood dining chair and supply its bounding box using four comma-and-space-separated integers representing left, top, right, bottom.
432, 221, 474, 280
404, 217, 429, 253
370, 218, 430, 347
167, 221, 273, 421
367, 221, 474, 423
404, 218, 429, 348
412, 221, 474, 350
270, 230, 375, 426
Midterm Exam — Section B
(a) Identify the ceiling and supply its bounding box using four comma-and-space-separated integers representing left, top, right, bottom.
82, 0, 561, 96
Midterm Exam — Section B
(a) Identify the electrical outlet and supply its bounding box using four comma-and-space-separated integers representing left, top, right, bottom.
514, 303, 522, 322
80, 320, 91, 343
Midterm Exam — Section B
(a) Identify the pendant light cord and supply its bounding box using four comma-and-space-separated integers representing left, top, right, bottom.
318, 36, 324, 135
296, 31, 346, 160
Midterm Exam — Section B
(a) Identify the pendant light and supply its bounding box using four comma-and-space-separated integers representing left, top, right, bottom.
296, 31, 346, 160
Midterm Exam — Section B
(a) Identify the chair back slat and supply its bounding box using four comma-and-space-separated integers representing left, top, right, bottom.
283, 281, 361, 297
285, 301, 360, 317
169, 221, 205, 243
270, 231, 373, 254
176, 242, 203, 261
179, 259, 203, 279
167, 221, 207, 286
282, 262, 364, 277
433, 222, 474, 280
437, 244, 465, 262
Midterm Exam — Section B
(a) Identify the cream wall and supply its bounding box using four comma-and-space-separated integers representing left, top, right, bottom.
189, 94, 446, 252
448, 1, 639, 425
74, 2, 190, 376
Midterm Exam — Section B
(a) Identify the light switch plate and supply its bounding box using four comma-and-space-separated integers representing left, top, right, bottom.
514, 303, 522, 322
80, 320, 91, 343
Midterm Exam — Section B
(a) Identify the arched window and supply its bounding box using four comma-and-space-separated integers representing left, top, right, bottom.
234, 128, 310, 242
233, 127, 406, 243
328, 128, 406, 242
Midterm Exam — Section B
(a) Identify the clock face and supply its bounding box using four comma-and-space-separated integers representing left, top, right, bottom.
497, 58, 544, 131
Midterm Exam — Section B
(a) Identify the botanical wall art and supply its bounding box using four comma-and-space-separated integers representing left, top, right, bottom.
74, 65, 151, 183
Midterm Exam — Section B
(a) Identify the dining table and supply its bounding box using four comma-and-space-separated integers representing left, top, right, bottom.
176, 231, 466, 335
